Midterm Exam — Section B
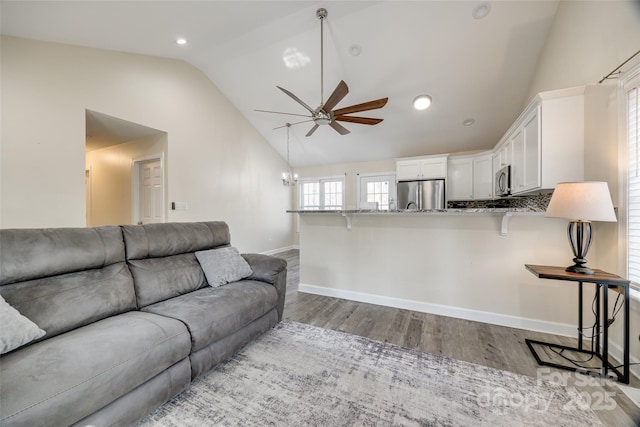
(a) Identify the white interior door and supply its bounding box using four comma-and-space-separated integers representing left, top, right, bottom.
139, 159, 163, 224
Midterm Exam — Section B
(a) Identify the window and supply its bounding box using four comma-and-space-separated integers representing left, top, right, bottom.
623, 62, 640, 291
299, 177, 344, 210
358, 173, 397, 210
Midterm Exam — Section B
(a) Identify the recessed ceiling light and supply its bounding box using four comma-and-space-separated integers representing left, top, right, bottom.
472, 2, 491, 19
176, 38, 188, 46
349, 44, 362, 56
413, 95, 432, 111
462, 118, 475, 126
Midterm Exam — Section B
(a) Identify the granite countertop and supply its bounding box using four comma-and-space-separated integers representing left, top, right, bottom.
287, 208, 545, 214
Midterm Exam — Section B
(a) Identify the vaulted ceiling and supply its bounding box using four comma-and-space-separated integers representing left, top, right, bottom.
1, 1, 560, 167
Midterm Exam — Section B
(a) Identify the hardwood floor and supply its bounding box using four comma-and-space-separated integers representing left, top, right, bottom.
274, 249, 640, 427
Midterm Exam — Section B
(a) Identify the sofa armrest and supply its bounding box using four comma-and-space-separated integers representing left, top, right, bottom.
241, 254, 287, 321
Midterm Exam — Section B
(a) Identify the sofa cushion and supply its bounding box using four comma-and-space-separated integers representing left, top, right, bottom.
141, 281, 277, 353
0, 226, 137, 341
122, 222, 232, 308
122, 221, 230, 261
195, 247, 253, 287
0, 226, 125, 285
0, 262, 137, 340
128, 253, 208, 308
0, 295, 45, 354
0, 311, 191, 427
189, 309, 278, 380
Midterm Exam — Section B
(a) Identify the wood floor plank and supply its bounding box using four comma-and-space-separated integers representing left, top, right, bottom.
274, 249, 640, 427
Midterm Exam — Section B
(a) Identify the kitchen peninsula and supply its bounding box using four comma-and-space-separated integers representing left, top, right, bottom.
293, 208, 578, 339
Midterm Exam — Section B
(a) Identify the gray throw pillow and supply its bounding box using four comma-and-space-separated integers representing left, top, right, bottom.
0, 295, 46, 354
195, 247, 253, 288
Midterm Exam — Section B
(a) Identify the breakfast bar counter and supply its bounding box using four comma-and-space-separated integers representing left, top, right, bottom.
288, 208, 544, 235
287, 207, 543, 214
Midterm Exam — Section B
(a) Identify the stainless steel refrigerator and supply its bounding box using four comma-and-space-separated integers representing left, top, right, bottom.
397, 179, 445, 210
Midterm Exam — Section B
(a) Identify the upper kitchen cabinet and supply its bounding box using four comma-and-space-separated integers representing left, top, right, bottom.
493, 139, 512, 172
504, 87, 585, 195
473, 153, 493, 200
447, 157, 473, 200
447, 152, 493, 201
396, 155, 448, 181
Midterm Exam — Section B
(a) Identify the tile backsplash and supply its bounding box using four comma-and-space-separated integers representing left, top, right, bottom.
447, 192, 552, 211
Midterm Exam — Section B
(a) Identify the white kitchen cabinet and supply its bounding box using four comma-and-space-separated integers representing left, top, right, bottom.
447, 153, 493, 201
493, 140, 512, 172
510, 107, 541, 193
473, 153, 493, 199
501, 87, 584, 195
447, 157, 473, 200
396, 155, 447, 181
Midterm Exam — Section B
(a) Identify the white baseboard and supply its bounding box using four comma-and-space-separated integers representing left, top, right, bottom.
298, 282, 640, 380
298, 283, 576, 337
260, 245, 298, 256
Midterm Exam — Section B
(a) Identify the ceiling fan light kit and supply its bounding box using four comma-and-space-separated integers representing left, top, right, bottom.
256, 8, 388, 137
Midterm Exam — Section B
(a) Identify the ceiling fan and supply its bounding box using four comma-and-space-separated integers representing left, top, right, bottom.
256, 8, 388, 137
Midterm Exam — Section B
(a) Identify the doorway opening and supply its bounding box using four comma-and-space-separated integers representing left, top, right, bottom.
85, 110, 168, 226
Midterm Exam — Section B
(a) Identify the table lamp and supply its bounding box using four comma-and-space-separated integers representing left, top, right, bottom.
545, 182, 617, 275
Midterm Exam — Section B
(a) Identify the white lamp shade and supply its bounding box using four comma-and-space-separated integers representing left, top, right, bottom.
545, 182, 617, 222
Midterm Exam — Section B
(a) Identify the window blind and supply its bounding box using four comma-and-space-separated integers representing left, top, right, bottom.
627, 83, 640, 288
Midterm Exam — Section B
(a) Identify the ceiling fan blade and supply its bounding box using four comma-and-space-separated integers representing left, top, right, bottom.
334, 115, 383, 125
333, 97, 389, 116
305, 124, 320, 137
272, 119, 313, 130
330, 120, 350, 135
277, 86, 315, 114
322, 80, 349, 112
255, 109, 311, 118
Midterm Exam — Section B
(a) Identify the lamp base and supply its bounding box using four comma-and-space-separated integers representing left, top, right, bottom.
565, 264, 594, 275
565, 221, 595, 275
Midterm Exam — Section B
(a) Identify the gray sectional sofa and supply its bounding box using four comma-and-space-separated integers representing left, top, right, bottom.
0, 221, 287, 427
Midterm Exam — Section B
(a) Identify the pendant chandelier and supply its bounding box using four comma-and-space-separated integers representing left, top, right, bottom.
281, 123, 298, 186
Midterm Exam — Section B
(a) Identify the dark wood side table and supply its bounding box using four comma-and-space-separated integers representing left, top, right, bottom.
524, 264, 630, 384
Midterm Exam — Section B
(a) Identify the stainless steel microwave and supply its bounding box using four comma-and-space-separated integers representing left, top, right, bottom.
495, 165, 511, 197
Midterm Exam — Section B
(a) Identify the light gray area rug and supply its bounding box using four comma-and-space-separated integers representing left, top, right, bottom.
139, 321, 603, 426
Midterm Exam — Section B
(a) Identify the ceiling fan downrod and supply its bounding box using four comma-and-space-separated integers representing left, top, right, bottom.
317, 8, 327, 106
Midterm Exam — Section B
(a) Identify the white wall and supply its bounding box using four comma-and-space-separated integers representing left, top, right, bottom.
85, 134, 168, 227
526, 0, 640, 101
1, 36, 293, 253
299, 213, 578, 331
